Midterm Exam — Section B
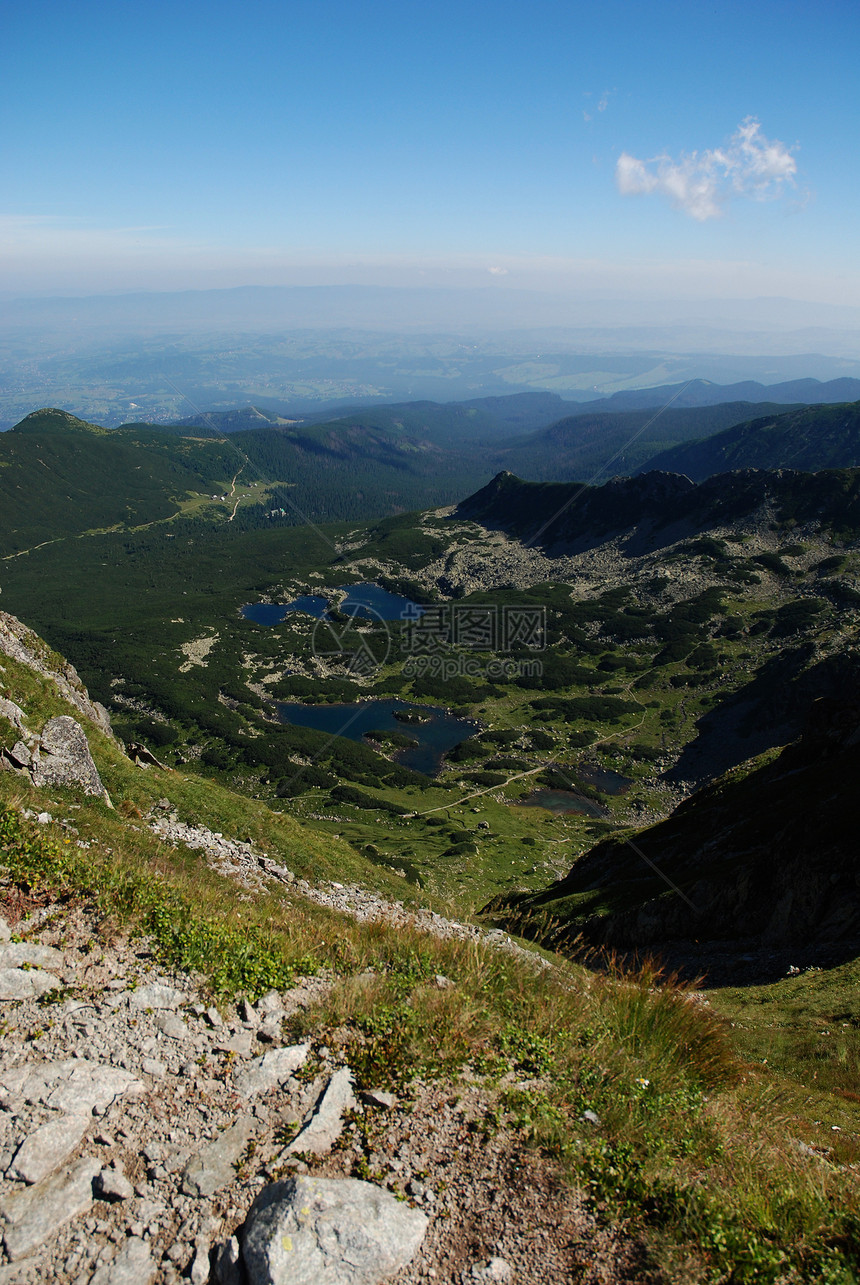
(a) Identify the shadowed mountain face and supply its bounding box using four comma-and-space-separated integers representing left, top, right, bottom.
490, 656, 860, 963
639, 401, 860, 482
456, 467, 860, 551
664, 646, 860, 785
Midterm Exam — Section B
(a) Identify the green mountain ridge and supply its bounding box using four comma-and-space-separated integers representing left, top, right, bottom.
11, 407, 112, 435
490, 400, 802, 481
639, 400, 860, 481
8, 395, 860, 565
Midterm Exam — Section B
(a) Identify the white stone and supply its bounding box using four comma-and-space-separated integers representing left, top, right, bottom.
129, 982, 185, 1010
8, 1113, 89, 1185
155, 1012, 189, 1040
217, 1029, 253, 1057
242, 1175, 427, 1285
0, 1155, 100, 1261
95, 1167, 135, 1201
472, 1257, 514, 1282
360, 1089, 397, 1110
0, 968, 60, 1000
181, 1116, 256, 1198
284, 1067, 356, 1158
10, 739, 31, 765
0, 1057, 144, 1115
256, 991, 284, 1015
0, 942, 64, 970
190, 1235, 211, 1285
232, 1044, 309, 1098
0, 697, 27, 732
89, 1235, 156, 1285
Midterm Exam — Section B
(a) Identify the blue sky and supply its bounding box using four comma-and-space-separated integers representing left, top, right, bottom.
2, 0, 858, 303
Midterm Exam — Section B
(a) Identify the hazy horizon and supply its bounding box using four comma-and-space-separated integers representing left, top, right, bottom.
4, 1, 858, 311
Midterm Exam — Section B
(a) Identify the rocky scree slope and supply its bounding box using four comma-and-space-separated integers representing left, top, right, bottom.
0, 610, 646, 1283
0, 893, 637, 1285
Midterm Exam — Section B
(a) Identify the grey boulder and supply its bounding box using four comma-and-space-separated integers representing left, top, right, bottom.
284, 1066, 356, 1157
181, 1115, 256, 1197
0, 968, 60, 1000
129, 982, 185, 1011
232, 1043, 309, 1098
30, 715, 110, 802
0, 1154, 100, 1261
89, 1235, 156, 1285
242, 1174, 428, 1285
8, 1112, 89, 1184
0, 941, 64, 970
0, 697, 27, 733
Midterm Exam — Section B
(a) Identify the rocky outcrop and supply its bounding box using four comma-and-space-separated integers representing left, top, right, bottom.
0, 610, 114, 802
0, 611, 113, 738
454, 466, 860, 554
1, 712, 111, 805
29, 716, 111, 802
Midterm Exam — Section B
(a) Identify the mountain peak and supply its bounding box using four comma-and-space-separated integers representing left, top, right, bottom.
11, 408, 110, 436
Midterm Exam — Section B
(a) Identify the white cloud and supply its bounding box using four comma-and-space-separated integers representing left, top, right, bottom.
488, 265, 509, 275
615, 117, 798, 221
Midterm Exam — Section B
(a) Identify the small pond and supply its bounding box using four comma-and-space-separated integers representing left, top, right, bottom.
241, 596, 329, 626
575, 762, 632, 795
339, 583, 425, 621
518, 789, 608, 818
274, 697, 478, 777
243, 583, 425, 625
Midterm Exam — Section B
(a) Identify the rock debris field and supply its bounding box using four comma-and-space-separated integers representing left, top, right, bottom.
0, 886, 643, 1285
146, 804, 549, 971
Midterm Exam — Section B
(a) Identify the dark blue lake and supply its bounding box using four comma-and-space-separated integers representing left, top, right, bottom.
241, 596, 330, 626
274, 698, 478, 777
339, 584, 425, 621
575, 762, 633, 795
243, 583, 424, 626
518, 789, 608, 818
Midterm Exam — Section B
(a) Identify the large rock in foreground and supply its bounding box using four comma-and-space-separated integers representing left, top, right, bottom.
242, 1175, 428, 1285
30, 715, 111, 802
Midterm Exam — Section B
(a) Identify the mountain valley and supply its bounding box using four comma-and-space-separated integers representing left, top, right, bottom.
1, 387, 859, 1283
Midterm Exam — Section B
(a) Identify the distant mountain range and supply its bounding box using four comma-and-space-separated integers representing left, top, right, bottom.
177, 378, 860, 441
489, 401, 799, 481
6, 395, 860, 559
580, 375, 860, 412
